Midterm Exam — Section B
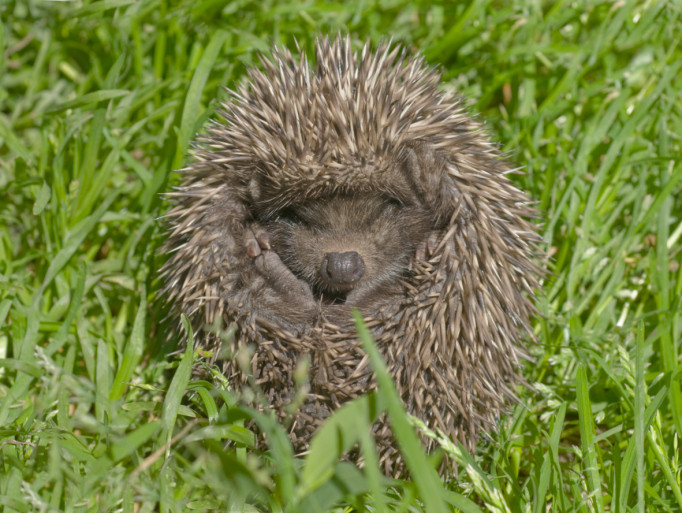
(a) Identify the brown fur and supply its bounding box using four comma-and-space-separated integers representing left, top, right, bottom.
160, 36, 544, 475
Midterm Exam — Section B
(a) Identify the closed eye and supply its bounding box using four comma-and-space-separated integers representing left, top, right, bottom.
385, 196, 405, 209
277, 206, 305, 225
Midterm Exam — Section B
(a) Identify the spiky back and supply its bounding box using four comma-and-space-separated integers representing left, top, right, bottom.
194, 37, 494, 211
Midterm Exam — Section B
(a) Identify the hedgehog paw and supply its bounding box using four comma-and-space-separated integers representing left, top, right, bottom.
246, 228, 271, 257
246, 228, 316, 307
254, 251, 316, 305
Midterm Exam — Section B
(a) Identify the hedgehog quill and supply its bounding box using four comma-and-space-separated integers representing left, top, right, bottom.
161, 36, 544, 475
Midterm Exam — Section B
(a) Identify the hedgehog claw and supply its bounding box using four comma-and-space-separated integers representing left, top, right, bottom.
246, 238, 262, 258
246, 228, 272, 258
256, 229, 271, 250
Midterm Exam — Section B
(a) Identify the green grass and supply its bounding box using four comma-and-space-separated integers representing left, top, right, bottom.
1, 0, 681, 511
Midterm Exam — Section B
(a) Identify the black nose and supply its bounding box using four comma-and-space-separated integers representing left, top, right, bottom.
321, 251, 365, 285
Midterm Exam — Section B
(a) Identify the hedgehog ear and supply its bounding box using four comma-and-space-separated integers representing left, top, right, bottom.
401, 142, 460, 225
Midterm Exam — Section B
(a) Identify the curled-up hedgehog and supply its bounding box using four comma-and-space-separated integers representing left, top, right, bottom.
161, 36, 544, 475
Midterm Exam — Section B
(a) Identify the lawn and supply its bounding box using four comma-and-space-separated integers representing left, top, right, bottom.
1, 0, 681, 512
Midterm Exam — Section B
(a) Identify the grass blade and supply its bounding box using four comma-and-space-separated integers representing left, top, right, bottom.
353, 311, 449, 513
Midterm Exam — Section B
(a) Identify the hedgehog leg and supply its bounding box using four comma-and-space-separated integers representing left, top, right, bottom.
245, 227, 316, 308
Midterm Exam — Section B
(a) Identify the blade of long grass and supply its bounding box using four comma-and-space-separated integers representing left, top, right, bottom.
37, 192, 119, 301
533, 402, 566, 513
576, 364, 605, 513
635, 322, 645, 513
162, 315, 195, 450
353, 311, 449, 513
300, 392, 383, 496
110, 286, 146, 401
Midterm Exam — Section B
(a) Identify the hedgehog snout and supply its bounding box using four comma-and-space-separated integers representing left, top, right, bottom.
320, 251, 366, 290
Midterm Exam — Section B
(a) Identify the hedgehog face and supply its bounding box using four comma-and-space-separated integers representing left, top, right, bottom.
263, 193, 432, 305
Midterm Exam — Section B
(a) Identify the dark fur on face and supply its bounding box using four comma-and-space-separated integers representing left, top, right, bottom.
235, 142, 447, 329
266, 194, 431, 302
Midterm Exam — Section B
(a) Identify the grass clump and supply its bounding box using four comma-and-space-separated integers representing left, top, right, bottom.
1, 0, 681, 512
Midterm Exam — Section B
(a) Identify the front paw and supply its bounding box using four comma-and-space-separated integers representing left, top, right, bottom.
246, 227, 272, 258
245, 227, 316, 308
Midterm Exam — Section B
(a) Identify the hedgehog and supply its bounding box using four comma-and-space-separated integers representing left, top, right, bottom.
161, 36, 544, 475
